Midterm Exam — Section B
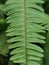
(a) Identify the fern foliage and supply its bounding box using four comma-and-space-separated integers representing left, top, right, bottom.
0, 4, 9, 56
5, 0, 48, 65
43, 14, 49, 65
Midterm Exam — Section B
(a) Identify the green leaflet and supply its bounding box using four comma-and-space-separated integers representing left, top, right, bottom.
5, 0, 47, 65
6, 0, 44, 5
9, 42, 44, 52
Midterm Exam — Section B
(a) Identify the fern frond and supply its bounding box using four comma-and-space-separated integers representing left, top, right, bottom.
5, 0, 46, 65
0, 4, 9, 56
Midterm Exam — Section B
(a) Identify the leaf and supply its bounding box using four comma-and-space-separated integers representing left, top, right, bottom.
5, 0, 47, 65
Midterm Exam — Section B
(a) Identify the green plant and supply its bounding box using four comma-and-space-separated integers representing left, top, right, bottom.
5, 0, 49, 65
0, 0, 49, 65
